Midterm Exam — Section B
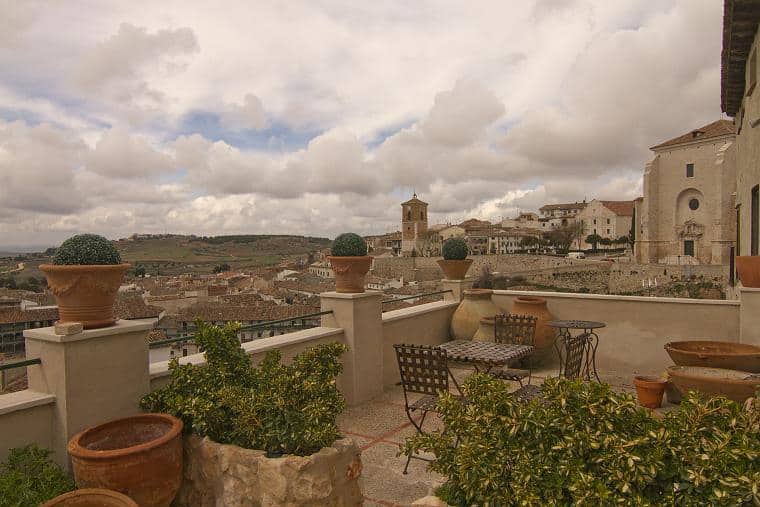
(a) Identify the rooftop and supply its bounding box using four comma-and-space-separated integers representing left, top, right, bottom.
721, 0, 760, 116
650, 119, 735, 150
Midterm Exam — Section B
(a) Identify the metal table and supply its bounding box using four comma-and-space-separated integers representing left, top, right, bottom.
438, 340, 534, 373
548, 320, 606, 382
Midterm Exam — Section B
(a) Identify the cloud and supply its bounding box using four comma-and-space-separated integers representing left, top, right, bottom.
219, 94, 269, 131
86, 127, 175, 178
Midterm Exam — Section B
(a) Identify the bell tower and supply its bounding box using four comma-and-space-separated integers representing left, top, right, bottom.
401, 193, 428, 256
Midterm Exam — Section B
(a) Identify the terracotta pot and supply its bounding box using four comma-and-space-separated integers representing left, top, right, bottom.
665, 340, 760, 372
42, 489, 138, 507
665, 379, 682, 405
328, 256, 372, 293
472, 316, 495, 342
510, 296, 555, 364
68, 413, 183, 507
633, 376, 666, 409
736, 256, 760, 287
437, 259, 473, 280
450, 289, 499, 340
667, 365, 760, 403
40, 264, 130, 329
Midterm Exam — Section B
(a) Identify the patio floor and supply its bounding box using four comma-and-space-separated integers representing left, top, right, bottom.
339, 366, 673, 506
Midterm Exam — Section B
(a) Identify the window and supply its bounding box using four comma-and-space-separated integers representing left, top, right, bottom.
752, 185, 759, 256
684, 240, 695, 257
606, 218, 610, 224
593, 219, 596, 224
407, 210, 411, 221
689, 198, 700, 211
686, 163, 694, 178
607, 229, 611, 234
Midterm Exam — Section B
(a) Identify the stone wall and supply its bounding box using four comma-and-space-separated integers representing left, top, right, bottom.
177, 435, 363, 507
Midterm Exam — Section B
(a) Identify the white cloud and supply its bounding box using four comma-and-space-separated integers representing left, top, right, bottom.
219, 94, 269, 131
86, 127, 175, 178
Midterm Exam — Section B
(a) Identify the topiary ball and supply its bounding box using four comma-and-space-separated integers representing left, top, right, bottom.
331, 233, 368, 257
442, 238, 469, 260
52, 234, 122, 265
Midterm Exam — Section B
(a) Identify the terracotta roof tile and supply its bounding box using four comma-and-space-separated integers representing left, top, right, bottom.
0, 306, 58, 325
650, 120, 735, 150
600, 200, 634, 216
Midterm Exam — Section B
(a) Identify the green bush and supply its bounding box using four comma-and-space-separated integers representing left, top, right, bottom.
405, 375, 760, 506
0, 445, 74, 507
141, 321, 348, 456
52, 234, 122, 265
442, 238, 468, 260
331, 233, 367, 256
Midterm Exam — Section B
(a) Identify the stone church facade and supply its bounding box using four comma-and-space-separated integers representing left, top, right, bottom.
401, 194, 429, 256
634, 120, 736, 265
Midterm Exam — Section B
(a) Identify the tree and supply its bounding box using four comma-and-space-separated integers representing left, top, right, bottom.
629, 208, 636, 251
520, 236, 540, 253
616, 236, 629, 248
599, 237, 612, 251
545, 222, 583, 254
585, 234, 603, 252
134, 266, 146, 277
213, 263, 231, 273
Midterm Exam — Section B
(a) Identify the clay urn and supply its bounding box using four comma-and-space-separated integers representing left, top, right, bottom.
736, 256, 760, 288
328, 256, 373, 293
472, 316, 496, 342
437, 259, 474, 280
451, 289, 500, 340
510, 296, 556, 364
42, 489, 138, 507
67, 413, 183, 507
633, 376, 667, 409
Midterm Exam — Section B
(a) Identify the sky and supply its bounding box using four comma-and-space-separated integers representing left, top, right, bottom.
0, 0, 726, 248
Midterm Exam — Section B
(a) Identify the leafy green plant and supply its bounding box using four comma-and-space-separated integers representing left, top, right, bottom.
442, 238, 468, 260
331, 233, 367, 256
405, 375, 760, 506
141, 320, 348, 456
0, 445, 74, 507
52, 234, 122, 265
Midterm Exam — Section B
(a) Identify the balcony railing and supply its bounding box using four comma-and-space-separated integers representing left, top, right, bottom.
0, 357, 41, 372
381, 289, 452, 305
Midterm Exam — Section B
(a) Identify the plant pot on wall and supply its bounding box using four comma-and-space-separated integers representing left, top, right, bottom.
735, 256, 760, 287
329, 232, 372, 293
437, 259, 473, 280
67, 413, 183, 507
510, 296, 555, 364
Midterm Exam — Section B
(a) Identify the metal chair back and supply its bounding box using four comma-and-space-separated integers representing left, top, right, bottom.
561, 332, 588, 380
494, 314, 537, 346
394, 344, 450, 396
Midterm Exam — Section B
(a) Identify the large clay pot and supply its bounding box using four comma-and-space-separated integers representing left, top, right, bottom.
665, 340, 760, 372
633, 376, 666, 409
328, 256, 372, 293
472, 316, 495, 342
736, 256, 760, 287
511, 296, 555, 364
68, 413, 183, 507
42, 489, 138, 507
667, 365, 760, 403
437, 259, 473, 280
40, 264, 130, 329
451, 289, 499, 340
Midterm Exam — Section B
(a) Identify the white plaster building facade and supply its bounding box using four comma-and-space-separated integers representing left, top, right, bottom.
576, 200, 634, 250
634, 120, 736, 265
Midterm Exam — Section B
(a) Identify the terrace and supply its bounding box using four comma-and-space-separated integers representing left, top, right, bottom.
0, 279, 758, 505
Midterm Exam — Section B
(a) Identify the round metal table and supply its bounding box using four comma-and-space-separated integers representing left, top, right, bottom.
548, 320, 606, 382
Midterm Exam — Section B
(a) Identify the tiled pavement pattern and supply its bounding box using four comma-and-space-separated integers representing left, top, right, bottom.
339, 366, 663, 506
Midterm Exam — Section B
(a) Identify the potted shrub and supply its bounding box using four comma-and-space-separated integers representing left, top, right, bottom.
40, 234, 130, 328
140, 321, 362, 506
405, 375, 760, 506
328, 232, 372, 293
437, 238, 473, 280
67, 413, 183, 507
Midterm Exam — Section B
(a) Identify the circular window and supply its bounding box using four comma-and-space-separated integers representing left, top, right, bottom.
688, 198, 699, 211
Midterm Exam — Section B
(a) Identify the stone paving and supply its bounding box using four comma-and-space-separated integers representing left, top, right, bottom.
339, 365, 674, 506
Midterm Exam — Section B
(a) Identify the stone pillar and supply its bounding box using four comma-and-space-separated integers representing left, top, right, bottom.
442, 279, 474, 302
320, 291, 383, 406
739, 287, 760, 347
24, 319, 153, 468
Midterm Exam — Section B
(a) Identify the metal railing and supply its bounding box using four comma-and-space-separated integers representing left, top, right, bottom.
148, 310, 334, 349
381, 289, 452, 305
0, 357, 41, 372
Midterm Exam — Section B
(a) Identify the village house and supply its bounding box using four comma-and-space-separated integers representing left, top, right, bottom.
308, 260, 334, 278
576, 199, 635, 250
538, 202, 587, 231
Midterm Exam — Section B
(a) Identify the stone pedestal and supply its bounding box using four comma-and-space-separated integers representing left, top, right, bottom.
739, 287, 760, 347
442, 278, 474, 302
24, 319, 153, 468
320, 291, 383, 406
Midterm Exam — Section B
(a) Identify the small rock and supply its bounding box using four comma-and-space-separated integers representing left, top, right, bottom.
54, 322, 83, 336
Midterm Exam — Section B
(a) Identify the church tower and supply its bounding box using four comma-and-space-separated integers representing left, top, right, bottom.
401, 193, 428, 256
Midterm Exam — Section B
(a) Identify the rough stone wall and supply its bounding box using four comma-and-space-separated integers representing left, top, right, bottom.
176, 435, 363, 507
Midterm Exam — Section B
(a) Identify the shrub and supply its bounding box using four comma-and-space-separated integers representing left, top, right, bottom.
0, 445, 75, 506
405, 375, 760, 506
52, 234, 121, 265
141, 321, 348, 456
331, 233, 367, 256
442, 238, 468, 260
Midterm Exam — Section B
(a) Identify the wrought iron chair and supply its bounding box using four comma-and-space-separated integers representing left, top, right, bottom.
490, 314, 537, 386
511, 332, 588, 403
394, 343, 462, 474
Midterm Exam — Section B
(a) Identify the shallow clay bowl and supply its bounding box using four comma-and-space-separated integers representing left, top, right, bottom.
42, 488, 138, 506
665, 340, 760, 372
667, 365, 760, 403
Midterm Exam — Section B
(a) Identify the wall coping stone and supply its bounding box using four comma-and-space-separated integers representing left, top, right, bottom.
0, 389, 55, 416
320, 290, 383, 300
493, 290, 740, 306
24, 318, 154, 343
149, 326, 346, 380
382, 300, 460, 323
